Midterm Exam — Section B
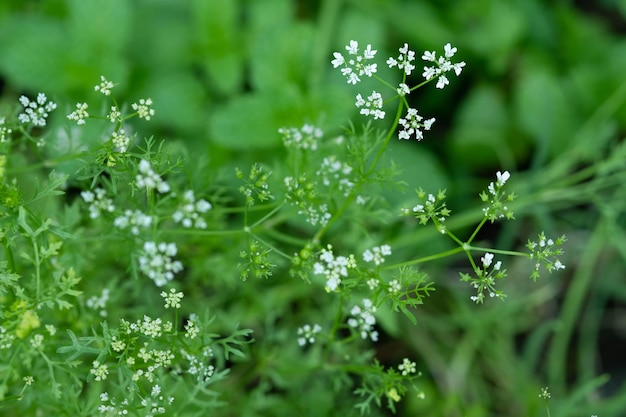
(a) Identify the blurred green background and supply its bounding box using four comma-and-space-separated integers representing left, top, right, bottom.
2, 0, 626, 416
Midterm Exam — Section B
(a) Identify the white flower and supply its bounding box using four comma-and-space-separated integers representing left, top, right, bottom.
94, 75, 114, 96
397, 83, 410, 96
313, 245, 356, 292
398, 108, 435, 141
81, 187, 114, 219
297, 323, 322, 346
348, 299, 378, 342
111, 129, 130, 153
421, 43, 465, 89
67, 102, 89, 125
136, 159, 170, 193
172, 190, 212, 229
18, 93, 57, 127
138, 241, 183, 287
387, 43, 416, 75
131, 98, 155, 120
496, 170, 510, 187
355, 91, 385, 120
331, 40, 378, 84
481, 253, 494, 268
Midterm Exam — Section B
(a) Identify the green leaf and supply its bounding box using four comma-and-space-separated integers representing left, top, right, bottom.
191, 0, 243, 95
209, 88, 305, 150
450, 84, 518, 169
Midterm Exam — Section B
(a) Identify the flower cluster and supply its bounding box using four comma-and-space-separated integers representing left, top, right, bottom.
331, 40, 378, 85
283, 174, 331, 226
86, 288, 110, 317
0, 117, 12, 142
140, 383, 175, 414
108, 106, 122, 123
397, 358, 417, 376
387, 43, 416, 76
236, 164, 274, 206
111, 129, 131, 153
355, 91, 385, 120
316, 156, 355, 197
172, 190, 212, 229
238, 240, 275, 281
181, 347, 215, 383
98, 392, 129, 415
421, 43, 466, 89
313, 245, 356, 292
362, 245, 392, 266
121, 315, 173, 339
279, 124, 321, 151
460, 252, 507, 303
480, 170, 516, 222
138, 241, 184, 287
67, 102, 89, 125
18, 93, 57, 127
297, 323, 322, 346
132, 98, 155, 120
527, 232, 567, 280
184, 316, 200, 339
94, 75, 115, 96
347, 298, 378, 342
0, 326, 15, 349
161, 288, 184, 309
136, 159, 171, 193
81, 188, 115, 219
90, 361, 109, 382
114, 209, 154, 235
398, 108, 435, 141
404, 189, 450, 233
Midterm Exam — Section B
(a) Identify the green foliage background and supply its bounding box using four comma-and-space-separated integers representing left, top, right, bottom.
2, 0, 626, 416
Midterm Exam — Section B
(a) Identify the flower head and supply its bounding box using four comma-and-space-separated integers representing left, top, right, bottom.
331, 40, 378, 85
398, 108, 435, 141
422, 43, 466, 89
18, 93, 57, 127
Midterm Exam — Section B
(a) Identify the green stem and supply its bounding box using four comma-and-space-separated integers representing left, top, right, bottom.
312, 96, 404, 244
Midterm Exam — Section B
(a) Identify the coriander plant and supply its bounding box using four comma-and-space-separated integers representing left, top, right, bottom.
0, 39, 568, 417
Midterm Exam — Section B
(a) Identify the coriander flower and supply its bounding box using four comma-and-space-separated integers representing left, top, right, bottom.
297, 323, 322, 346
362, 244, 392, 266
331, 40, 378, 85
397, 83, 410, 96
138, 241, 183, 287
132, 98, 155, 120
67, 102, 89, 125
279, 124, 322, 150
136, 159, 170, 193
94, 75, 114, 96
347, 298, 378, 342
111, 128, 130, 153
81, 188, 115, 219
398, 358, 417, 376
108, 106, 122, 123
0, 118, 12, 143
172, 190, 212, 229
398, 108, 435, 141
114, 209, 154, 235
313, 245, 356, 292
18, 93, 57, 127
90, 360, 109, 381
86, 288, 110, 317
422, 43, 466, 89
161, 288, 184, 309
386, 43, 416, 75
316, 156, 354, 197
355, 91, 385, 120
